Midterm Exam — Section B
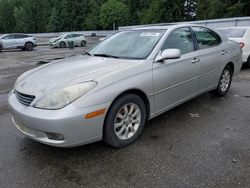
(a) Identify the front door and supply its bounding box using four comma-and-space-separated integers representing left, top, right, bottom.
2, 35, 16, 48
153, 27, 199, 114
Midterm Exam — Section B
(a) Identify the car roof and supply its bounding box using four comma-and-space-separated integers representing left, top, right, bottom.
119, 23, 211, 31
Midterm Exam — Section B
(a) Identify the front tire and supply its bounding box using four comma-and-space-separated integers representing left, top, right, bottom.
60, 41, 66, 48
0, 45, 2, 52
25, 42, 34, 51
104, 94, 147, 148
214, 65, 233, 96
81, 40, 86, 47
246, 56, 250, 68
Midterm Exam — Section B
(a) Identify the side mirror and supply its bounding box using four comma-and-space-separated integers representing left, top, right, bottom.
155, 49, 181, 62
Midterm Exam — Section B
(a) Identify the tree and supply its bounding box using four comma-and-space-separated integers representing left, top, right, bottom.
0, 0, 16, 33
84, 0, 103, 30
184, 0, 197, 21
0, 0, 250, 33
139, 0, 185, 24
47, 7, 64, 32
100, 0, 130, 29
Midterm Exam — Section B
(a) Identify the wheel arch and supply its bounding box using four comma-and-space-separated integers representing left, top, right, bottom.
105, 89, 151, 121
226, 62, 234, 74
25, 41, 34, 46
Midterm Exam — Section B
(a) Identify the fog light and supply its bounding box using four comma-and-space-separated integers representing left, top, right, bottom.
46, 132, 64, 141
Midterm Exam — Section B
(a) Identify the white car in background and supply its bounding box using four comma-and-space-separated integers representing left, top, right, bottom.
49, 33, 87, 48
217, 27, 250, 67
0, 34, 37, 52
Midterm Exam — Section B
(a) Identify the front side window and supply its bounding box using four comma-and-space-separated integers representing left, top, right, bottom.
161, 27, 194, 54
2, 35, 15, 39
88, 30, 165, 59
192, 27, 221, 49
65, 34, 73, 39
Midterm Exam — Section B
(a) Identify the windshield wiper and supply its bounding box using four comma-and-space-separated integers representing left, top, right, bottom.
93, 53, 119, 59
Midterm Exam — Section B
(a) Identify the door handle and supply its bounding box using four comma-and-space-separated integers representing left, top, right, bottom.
192, 58, 200, 64
221, 50, 228, 55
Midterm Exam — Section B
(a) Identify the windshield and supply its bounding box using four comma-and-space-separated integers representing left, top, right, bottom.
217, 28, 247, 38
88, 30, 165, 59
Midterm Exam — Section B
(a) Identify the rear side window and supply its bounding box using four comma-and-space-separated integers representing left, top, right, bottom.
192, 27, 221, 50
15, 34, 29, 39
217, 28, 247, 38
161, 27, 194, 54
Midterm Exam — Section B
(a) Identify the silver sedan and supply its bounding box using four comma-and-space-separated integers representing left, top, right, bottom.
8, 24, 242, 147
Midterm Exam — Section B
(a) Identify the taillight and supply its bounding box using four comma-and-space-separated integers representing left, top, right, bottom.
240, 42, 245, 49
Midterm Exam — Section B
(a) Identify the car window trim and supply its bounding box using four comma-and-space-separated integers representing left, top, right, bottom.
159, 26, 196, 55
191, 26, 222, 50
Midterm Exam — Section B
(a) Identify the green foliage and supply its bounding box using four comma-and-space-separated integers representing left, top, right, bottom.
100, 0, 130, 29
0, 0, 249, 33
0, 0, 16, 33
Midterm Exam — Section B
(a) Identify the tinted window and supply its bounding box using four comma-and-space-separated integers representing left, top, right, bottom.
15, 34, 29, 39
162, 27, 194, 54
192, 27, 221, 49
2, 35, 15, 39
217, 28, 247, 38
72, 34, 81, 38
65, 34, 73, 39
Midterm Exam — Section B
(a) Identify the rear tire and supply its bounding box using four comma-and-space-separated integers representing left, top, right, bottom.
246, 56, 250, 68
214, 65, 233, 96
25, 42, 34, 51
60, 41, 66, 48
0, 45, 2, 52
103, 94, 147, 148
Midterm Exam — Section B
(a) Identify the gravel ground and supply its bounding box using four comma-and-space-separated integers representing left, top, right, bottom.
0, 39, 249, 188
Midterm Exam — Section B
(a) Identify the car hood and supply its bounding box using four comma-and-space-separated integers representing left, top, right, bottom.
15, 55, 140, 96
49, 37, 61, 43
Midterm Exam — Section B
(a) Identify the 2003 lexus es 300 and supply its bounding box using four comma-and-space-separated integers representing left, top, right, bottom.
8, 24, 242, 147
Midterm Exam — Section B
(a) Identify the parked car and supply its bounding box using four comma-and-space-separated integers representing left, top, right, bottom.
0, 34, 37, 52
49, 33, 87, 48
8, 24, 242, 148
217, 27, 250, 67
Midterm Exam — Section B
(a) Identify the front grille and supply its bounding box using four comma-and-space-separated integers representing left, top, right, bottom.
15, 90, 35, 106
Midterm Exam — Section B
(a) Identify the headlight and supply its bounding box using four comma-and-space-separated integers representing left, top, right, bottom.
33, 82, 97, 110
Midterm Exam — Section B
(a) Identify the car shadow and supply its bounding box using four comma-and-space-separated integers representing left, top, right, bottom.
0, 49, 38, 53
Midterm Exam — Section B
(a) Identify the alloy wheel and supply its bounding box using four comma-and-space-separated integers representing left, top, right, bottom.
220, 69, 231, 92
114, 103, 141, 140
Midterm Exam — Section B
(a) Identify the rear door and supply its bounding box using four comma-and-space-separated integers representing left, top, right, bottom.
191, 26, 227, 93
14, 34, 27, 47
153, 27, 199, 113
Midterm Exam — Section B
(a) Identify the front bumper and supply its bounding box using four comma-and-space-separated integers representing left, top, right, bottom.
49, 42, 60, 48
8, 91, 111, 147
